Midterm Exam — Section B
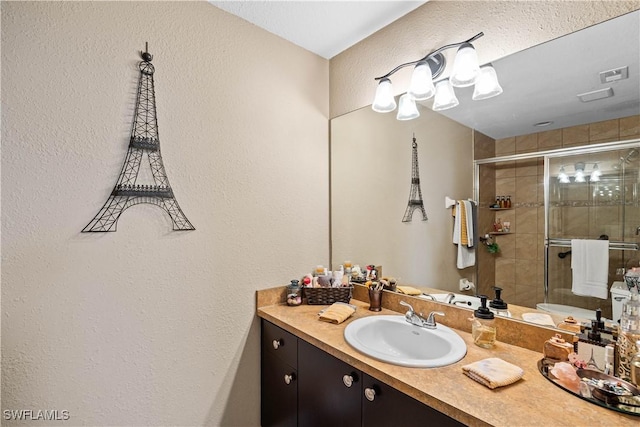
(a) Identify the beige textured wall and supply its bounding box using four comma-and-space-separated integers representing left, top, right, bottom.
1, 2, 328, 426
330, 0, 639, 118
331, 105, 473, 288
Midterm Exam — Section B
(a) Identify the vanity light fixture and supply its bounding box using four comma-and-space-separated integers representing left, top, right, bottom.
397, 93, 420, 120
558, 166, 570, 183
558, 162, 602, 183
590, 163, 602, 182
574, 162, 586, 183
371, 32, 502, 118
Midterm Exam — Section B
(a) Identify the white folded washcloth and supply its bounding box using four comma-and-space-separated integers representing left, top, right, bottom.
571, 239, 609, 299
462, 358, 524, 389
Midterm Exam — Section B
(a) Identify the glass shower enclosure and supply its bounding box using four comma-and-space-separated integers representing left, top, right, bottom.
474, 139, 640, 320
544, 141, 640, 320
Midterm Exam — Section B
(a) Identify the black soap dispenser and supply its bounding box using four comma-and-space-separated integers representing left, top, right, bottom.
489, 286, 508, 311
472, 295, 496, 348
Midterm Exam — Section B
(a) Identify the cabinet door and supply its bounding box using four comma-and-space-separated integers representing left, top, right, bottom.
261, 352, 297, 427
262, 319, 298, 368
298, 340, 361, 427
361, 373, 465, 427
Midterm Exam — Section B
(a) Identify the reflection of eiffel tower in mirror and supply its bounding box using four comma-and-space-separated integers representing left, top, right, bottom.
402, 136, 428, 223
83, 44, 195, 232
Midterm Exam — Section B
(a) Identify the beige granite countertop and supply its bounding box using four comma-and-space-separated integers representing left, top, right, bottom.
256, 290, 638, 427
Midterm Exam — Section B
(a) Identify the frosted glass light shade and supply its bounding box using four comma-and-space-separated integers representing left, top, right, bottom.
396, 94, 420, 121
432, 80, 459, 111
372, 78, 397, 113
590, 164, 602, 181
558, 166, 570, 183
472, 65, 503, 100
407, 61, 435, 101
450, 43, 480, 87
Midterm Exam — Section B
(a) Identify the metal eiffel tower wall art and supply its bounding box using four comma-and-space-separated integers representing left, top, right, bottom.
83, 44, 195, 232
402, 136, 428, 223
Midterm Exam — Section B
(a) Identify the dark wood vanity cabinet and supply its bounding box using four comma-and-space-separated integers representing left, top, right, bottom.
261, 319, 464, 427
261, 320, 298, 427
298, 339, 361, 426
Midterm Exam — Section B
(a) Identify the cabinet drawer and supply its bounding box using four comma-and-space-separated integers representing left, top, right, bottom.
262, 320, 297, 368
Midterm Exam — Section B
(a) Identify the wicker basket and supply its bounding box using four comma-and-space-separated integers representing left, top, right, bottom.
304, 286, 353, 305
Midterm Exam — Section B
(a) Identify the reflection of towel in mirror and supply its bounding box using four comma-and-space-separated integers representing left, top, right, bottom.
571, 239, 609, 299
396, 286, 422, 295
462, 357, 524, 389
453, 200, 475, 269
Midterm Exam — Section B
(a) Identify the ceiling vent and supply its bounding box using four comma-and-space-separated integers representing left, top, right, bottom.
577, 87, 614, 103
600, 66, 629, 83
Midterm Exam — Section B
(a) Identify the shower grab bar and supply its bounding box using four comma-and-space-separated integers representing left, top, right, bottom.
547, 238, 638, 251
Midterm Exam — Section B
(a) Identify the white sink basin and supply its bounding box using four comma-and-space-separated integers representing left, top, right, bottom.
344, 315, 467, 368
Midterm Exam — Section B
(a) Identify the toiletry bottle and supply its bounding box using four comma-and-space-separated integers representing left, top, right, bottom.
604, 344, 615, 376
617, 292, 640, 380
630, 340, 640, 386
286, 279, 302, 306
506, 195, 512, 208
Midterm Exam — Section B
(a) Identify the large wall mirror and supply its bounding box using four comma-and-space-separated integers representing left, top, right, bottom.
331, 11, 640, 328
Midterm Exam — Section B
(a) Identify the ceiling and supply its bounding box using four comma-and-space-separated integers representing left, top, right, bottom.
435, 9, 640, 140
209, 2, 639, 139
208, 1, 427, 59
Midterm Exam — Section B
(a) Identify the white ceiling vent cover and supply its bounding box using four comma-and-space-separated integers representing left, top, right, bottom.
600, 66, 629, 83
577, 87, 614, 102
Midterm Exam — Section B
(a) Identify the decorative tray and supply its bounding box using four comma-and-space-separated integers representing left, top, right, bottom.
538, 359, 640, 416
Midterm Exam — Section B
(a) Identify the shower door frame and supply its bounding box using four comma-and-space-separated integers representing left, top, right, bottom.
473, 138, 640, 306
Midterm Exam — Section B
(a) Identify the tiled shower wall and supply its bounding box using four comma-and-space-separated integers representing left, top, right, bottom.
475, 115, 640, 316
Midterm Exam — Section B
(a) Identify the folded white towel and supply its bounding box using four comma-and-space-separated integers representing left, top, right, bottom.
571, 239, 609, 299
453, 201, 475, 269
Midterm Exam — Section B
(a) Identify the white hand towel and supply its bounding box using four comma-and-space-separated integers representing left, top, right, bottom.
571, 239, 609, 299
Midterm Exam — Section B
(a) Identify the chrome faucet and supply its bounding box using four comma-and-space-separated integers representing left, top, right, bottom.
399, 301, 444, 329
444, 293, 456, 304
421, 293, 436, 301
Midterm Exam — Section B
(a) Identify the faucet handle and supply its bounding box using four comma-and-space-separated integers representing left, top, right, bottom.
399, 300, 414, 313
424, 311, 445, 329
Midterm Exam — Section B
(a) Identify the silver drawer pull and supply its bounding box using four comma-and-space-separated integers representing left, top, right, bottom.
272, 339, 282, 350
284, 373, 295, 385
364, 387, 376, 401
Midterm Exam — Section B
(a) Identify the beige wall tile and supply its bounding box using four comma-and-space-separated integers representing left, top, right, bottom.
563, 124, 589, 146
562, 181, 589, 201
495, 137, 515, 155
563, 206, 590, 236
516, 233, 537, 260
538, 129, 562, 149
591, 205, 622, 240
589, 119, 619, 142
495, 257, 516, 288
496, 177, 516, 198
515, 158, 538, 176
620, 115, 640, 138
516, 176, 538, 203
474, 130, 496, 160
495, 161, 516, 179
497, 232, 516, 258
516, 134, 538, 153
516, 207, 538, 234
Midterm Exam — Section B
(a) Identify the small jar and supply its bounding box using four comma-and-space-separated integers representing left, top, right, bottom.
472, 295, 496, 348
286, 280, 302, 306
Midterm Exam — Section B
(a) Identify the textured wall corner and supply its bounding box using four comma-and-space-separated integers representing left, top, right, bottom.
330, 0, 639, 118
1, 2, 329, 425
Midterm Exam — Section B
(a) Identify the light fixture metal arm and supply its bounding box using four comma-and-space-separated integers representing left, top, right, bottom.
374, 32, 484, 81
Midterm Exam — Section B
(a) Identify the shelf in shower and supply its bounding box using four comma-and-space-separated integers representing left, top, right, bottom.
489, 232, 511, 235
489, 207, 512, 211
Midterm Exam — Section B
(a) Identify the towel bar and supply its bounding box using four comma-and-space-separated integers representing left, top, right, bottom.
547, 238, 638, 251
